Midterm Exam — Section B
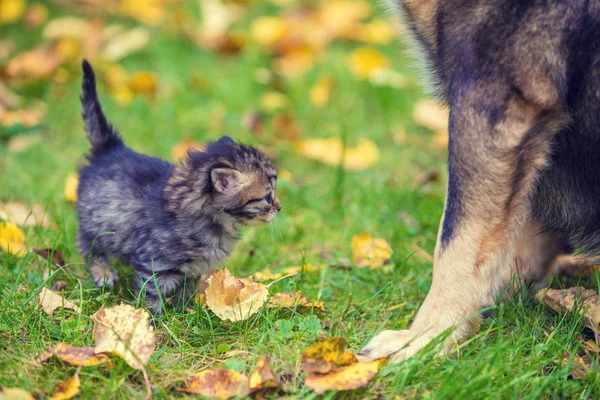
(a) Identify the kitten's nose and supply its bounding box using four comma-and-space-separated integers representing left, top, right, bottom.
274, 197, 281, 212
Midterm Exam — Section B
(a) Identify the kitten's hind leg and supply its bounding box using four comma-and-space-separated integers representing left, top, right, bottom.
89, 256, 119, 288
136, 267, 184, 315
172, 278, 198, 312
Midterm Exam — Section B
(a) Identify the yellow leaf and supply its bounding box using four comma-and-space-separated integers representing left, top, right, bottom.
56, 37, 80, 62
0, 387, 34, 400
304, 359, 385, 394
24, 3, 49, 28
351, 232, 393, 269
177, 369, 250, 399
433, 130, 449, 149
101, 27, 151, 61
0, 202, 51, 228
0, 106, 46, 128
268, 291, 324, 311
109, 85, 134, 106
412, 98, 449, 132
0, 0, 26, 25
38, 287, 81, 315
5, 45, 62, 80
128, 71, 158, 96
249, 355, 279, 393
92, 303, 156, 370
348, 47, 390, 80
295, 137, 379, 171
356, 19, 395, 45
7, 133, 43, 153
275, 46, 317, 78
250, 16, 288, 49
279, 170, 293, 181
0, 221, 25, 256
171, 139, 206, 160
49, 372, 80, 400
301, 337, 358, 374
64, 173, 79, 203
119, 0, 166, 26
36, 343, 110, 367
42, 16, 87, 40
260, 91, 289, 112
319, 0, 371, 39
309, 76, 333, 107
205, 267, 269, 322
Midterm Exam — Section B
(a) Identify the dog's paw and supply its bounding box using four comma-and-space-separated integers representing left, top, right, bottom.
358, 329, 437, 363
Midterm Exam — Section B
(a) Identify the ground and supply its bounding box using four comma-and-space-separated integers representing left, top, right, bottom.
1, 0, 600, 398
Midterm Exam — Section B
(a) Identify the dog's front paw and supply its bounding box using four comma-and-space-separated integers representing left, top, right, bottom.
358, 330, 413, 362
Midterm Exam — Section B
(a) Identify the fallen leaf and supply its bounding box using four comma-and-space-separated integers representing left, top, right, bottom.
304, 359, 384, 394
432, 130, 449, 149
0, 105, 46, 128
7, 133, 43, 153
64, 173, 79, 203
101, 27, 151, 61
49, 372, 80, 400
177, 369, 250, 399
250, 16, 288, 49
119, 0, 167, 26
0, 39, 15, 62
0, 0, 26, 25
0, 80, 20, 108
42, 16, 87, 40
260, 91, 289, 112
171, 139, 206, 160
560, 352, 594, 379
356, 19, 395, 45
536, 287, 600, 334
268, 291, 324, 311
0, 202, 51, 227
128, 71, 158, 97
273, 113, 301, 141
205, 267, 269, 322
34, 248, 65, 267
0, 221, 26, 256
275, 45, 317, 78
24, 3, 48, 28
301, 337, 357, 374
0, 387, 34, 400
92, 303, 155, 370
36, 343, 110, 367
412, 98, 449, 132
319, 0, 371, 39
199, 0, 241, 44
279, 170, 292, 181
38, 287, 81, 315
5, 45, 62, 80
351, 232, 393, 269
309, 76, 333, 107
249, 355, 279, 393
294, 137, 379, 171
348, 47, 390, 80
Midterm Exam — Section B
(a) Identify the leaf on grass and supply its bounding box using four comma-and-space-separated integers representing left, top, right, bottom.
177, 369, 250, 400
38, 287, 81, 315
273, 114, 301, 141
535, 287, 600, 333
301, 337, 357, 374
171, 139, 206, 160
0, 105, 46, 128
351, 232, 393, 269
36, 343, 109, 367
0, 387, 34, 400
304, 359, 385, 394
92, 303, 155, 370
101, 27, 151, 61
348, 47, 390, 80
0, 0, 26, 25
412, 98, 449, 133
250, 16, 288, 49
5, 45, 62, 80
34, 248, 65, 267
249, 355, 279, 393
260, 91, 289, 113
294, 137, 379, 171
242, 110, 265, 136
24, 3, 48, 28
268, 291, 324, 311
0, 202, 51, 228
356, 19, 395, 45
560, 352, 594, 379
49, 372, 80, 400
7, 133, 43, 153
309, 76, 333, 108
253, 263, 324, 282
275, 46, 318, 78
205, 267, 269, 322
128, 71, 158, 97
64, 174, 79, 203
0, 221, 26, 256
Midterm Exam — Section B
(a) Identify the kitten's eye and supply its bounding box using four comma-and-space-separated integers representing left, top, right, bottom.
264, 193, 272, 203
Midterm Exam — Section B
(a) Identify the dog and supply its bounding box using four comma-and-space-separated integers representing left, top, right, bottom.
359, 0, 600, 363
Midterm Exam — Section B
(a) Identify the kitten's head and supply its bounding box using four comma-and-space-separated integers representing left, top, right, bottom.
166, 136, 280, 227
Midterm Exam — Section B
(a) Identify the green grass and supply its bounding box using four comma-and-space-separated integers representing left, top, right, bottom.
2, 1, 600, 398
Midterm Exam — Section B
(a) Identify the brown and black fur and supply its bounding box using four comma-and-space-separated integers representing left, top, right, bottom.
360, 0, 600, 362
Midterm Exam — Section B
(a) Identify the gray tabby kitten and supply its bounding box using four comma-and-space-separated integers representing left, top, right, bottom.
77, 60, 281, 313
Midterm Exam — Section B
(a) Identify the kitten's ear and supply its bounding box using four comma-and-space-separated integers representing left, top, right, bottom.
217, 136, 235, 145
211, 168, 247, 194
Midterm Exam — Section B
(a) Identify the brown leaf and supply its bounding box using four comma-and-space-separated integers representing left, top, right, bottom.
561, 352, 594, 379
101, 27, 151, 61
177, 369, 250, 399
36, 343, 109, 367
205, 267, 269, 322
24, 3, 49, 28
7, 133, 43, 153
273, 114, 301, 141
5, 45, 62, 80
301, 338, 358, 374
0, 105, 46, 128
0, 202, 51, 228
304, 359, 384, 394
49, 372, 80, 400
0, 80, 20, 108
0, 387, 34, 400
535, 287, 600, 333
34, 248, 65, 267
38, 287, 81, 315
92, 303, 155, 370
268, 291, 324, 311
412, 98, 449, 132
249, 355, 279, 393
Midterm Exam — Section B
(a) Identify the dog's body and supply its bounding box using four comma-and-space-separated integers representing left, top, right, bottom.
360, 0, 600, 362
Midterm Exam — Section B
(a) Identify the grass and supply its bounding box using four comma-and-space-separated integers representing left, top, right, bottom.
2, 1, 600, 398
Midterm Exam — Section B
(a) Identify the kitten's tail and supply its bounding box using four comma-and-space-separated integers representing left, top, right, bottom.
81, 60, 123, 157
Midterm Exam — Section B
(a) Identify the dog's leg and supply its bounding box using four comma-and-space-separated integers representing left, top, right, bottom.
360, 92, 567, 362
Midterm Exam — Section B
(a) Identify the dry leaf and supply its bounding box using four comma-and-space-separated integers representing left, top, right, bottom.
309, 76, 333, 108
351, 232, 393, 269
536, 288, 600, 333
273, 113, 301, 141
177, 369, 250, 399
0, 221, 26, 256
0, 80, 20, 108
128, 71, 158, 97
49, 372, 80, 400
92, 303, 155, 370
275, 46, 317, 78
24, 3, 48, 28
0, 202, 51, 228
101, 27, 151, 61
34, 248, 65, 267
171, 139, 205, 160
249, 355, 279, 393
0, 0, 26, 25
260, 91, 289, 112
304, 359, 385, 394
268, 291, 324, 311
38, 287, 81, 315
295, 137, 379, 171
5, 45, 62, 80
301, 337, 358, 374
560, 352, 594, 379
0, 387, 34, 400
279, 170, 292, 182
64, 174, 79, 203
356, 19, 395, 45
7, 133, 43, 153
0, 106, 46, 128
348, 47, 390, 80
36, 343, 110, 367
205, 267, 269, 322
412, 98, 449, 132
250, 16, 288, 49
42, 16, 87, 40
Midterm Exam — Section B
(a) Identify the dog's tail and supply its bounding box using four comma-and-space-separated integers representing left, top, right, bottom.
81, 60, 123, 157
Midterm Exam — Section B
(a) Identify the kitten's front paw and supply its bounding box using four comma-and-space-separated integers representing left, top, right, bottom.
90, 259, 119, 288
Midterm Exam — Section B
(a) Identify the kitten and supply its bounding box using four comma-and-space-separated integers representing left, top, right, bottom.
77, 60, 281, 313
